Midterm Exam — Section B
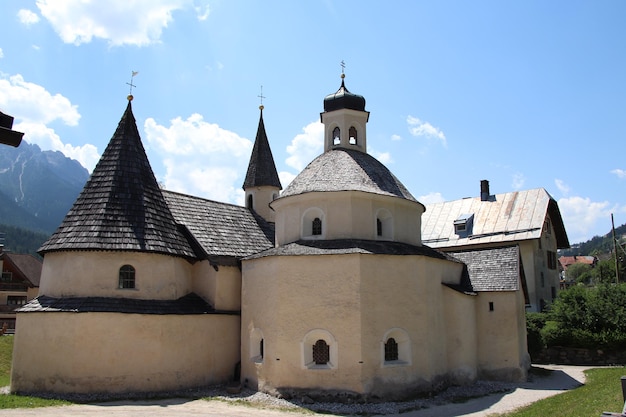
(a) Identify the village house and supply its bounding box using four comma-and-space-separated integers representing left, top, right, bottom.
421, 181, 570, 312
12, 75, 532, 399
0, 246, 40, 332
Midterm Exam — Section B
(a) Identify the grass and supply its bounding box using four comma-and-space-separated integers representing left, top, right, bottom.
0, 336, 71, 409
499, 367, 626, 417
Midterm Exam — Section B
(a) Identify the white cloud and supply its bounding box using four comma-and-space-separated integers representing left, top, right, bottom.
0, 74, 97, 170
17, 9, 40, 25
278, 171, 296, 190
611, 168, 626, 179
557, 196, 626, 243
35, 0, 190, 46
391, 134, 402, 141
554, 178, 570, 195
418, 192, 445, 205
285, 121, 323, 172
14, 122, 100, 171
144, 114, 252, 204
0, 48, 3, 59
0, 74, 80, 126
511, 172, 525, 190
370, 149, 393, 164
406, 115, 447, 147
194, 1, 210, 20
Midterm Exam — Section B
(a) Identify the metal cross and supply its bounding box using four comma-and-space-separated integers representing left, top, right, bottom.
126, 71, 138, 95
340, 60, 346, 74
258, 85, 266, 106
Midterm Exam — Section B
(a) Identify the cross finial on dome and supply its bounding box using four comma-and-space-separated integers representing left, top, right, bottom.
126, 71, 138, 101
340, 60, 346, 79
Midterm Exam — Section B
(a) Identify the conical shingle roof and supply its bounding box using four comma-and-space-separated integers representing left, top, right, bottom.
39, 100, 196, 258
243, 108, 282, 189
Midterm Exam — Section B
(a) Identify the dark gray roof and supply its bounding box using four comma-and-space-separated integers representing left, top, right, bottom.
323, 78, 366, 112
449, 246, 521, 291
245, 239, 457, 261
16, 293, 230, 315
279, 149, 419, 203
163, 190, 274, 265
243, 108, 282, 190
39, 100, 196, 259
1, 253, 42, 286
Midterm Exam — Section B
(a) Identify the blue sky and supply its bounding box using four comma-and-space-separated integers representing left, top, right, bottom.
1, 0, 625, 245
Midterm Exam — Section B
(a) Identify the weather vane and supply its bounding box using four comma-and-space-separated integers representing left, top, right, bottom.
126, 71, 138, 100
340, 60, 346, 79
258, 85, 266, 110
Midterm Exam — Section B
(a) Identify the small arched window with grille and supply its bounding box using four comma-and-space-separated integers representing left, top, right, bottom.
333, 127, 340, 145
312, 217, 322, 235
313, 339, 330, 365
349, 126, 357, 145
384, 337, 399, 361
118, 265, 135, 289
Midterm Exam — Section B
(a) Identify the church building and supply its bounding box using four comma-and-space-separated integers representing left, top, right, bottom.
11, 74, 530, 399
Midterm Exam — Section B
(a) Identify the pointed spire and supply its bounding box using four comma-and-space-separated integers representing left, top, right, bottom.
243, 106, 282, 190
39, 100, 196, 258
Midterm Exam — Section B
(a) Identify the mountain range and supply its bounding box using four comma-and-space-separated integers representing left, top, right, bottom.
0, 141, 89, 235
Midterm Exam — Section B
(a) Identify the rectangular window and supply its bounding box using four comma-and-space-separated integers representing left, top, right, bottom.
7, 296, 27, 305
547, 251, 557, 270
1, 272, 12, 282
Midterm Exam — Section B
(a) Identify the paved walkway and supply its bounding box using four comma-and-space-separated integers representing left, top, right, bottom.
0, 365, 589, 417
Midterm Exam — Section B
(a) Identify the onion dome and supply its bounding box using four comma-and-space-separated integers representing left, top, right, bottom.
323, 74, 366, 112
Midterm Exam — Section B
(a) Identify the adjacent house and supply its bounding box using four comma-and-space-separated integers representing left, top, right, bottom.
12, 76, 530, 399
421, 181, 570, 312
0, 246, 41, 332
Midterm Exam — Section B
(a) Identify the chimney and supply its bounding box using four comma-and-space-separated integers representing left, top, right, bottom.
480, 180, 490, 201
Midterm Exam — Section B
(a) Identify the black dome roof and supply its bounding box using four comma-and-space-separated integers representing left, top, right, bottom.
323, 78, 366, 112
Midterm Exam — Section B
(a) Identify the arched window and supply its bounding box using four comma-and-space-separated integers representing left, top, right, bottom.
384, 338, 398, 361
250, 328, 264, 363
118, 265, 135, 289
247, 194, 253, 209
312, 217, 322, 235
333, 127, 340, 145
260, 339, 264, 359
377, 218, 382, 236
349, 126, 357, 145
382, 328, 411, 366
313, 339, 330, 365
375, 209, 393, 240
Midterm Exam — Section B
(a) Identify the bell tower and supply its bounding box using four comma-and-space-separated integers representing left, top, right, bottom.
320, 71, 370, 153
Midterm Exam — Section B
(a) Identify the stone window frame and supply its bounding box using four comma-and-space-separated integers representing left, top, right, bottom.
118, 264, 136, 289
302, 207, 326, 240
250, 328, 264, 363
381, 328, 411, 367
375, 208, 393, 240
301, 329, 337, 370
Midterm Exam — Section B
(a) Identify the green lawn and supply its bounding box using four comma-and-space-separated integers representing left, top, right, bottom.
499, 367, 626, 417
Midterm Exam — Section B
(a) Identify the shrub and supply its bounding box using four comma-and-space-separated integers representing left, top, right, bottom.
526, 312, 547, 357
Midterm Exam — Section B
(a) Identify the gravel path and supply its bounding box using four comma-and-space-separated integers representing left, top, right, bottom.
0, 365, 589, 417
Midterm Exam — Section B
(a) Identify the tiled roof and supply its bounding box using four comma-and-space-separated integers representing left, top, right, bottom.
422, 188, 569, 249
279, 149, 418, 203
559, 255, 596, 269
243, 109, 282, 189
163, 190, 274, 264
2, 253, 42, 286
449, 246, 521, 291
38, 101, 196, 259
245, 239, 456, 261
16, 293, 230, 315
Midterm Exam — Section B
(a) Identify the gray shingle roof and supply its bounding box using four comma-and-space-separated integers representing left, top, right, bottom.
245, 239, 456, 261
450, 246, 521, 291
422, 188, 569, 249
1, 253, 41, 286
38, 101, 196, 259
163, 190, 274, 264
16, 293, 227, 314
243, 109, 282, 189
279, 149, 418, 202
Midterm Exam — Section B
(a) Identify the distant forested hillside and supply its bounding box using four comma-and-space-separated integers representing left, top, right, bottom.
0, 223, 49, 256
560, 223, 626, 257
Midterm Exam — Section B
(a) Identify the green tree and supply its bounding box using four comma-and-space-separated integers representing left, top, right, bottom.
565, 262, 592, 284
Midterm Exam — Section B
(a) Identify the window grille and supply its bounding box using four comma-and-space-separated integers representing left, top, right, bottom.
313, 339, 329, 365
384, 338, 399, 361
312, 217, 322, 235
119, 265, 136, 289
